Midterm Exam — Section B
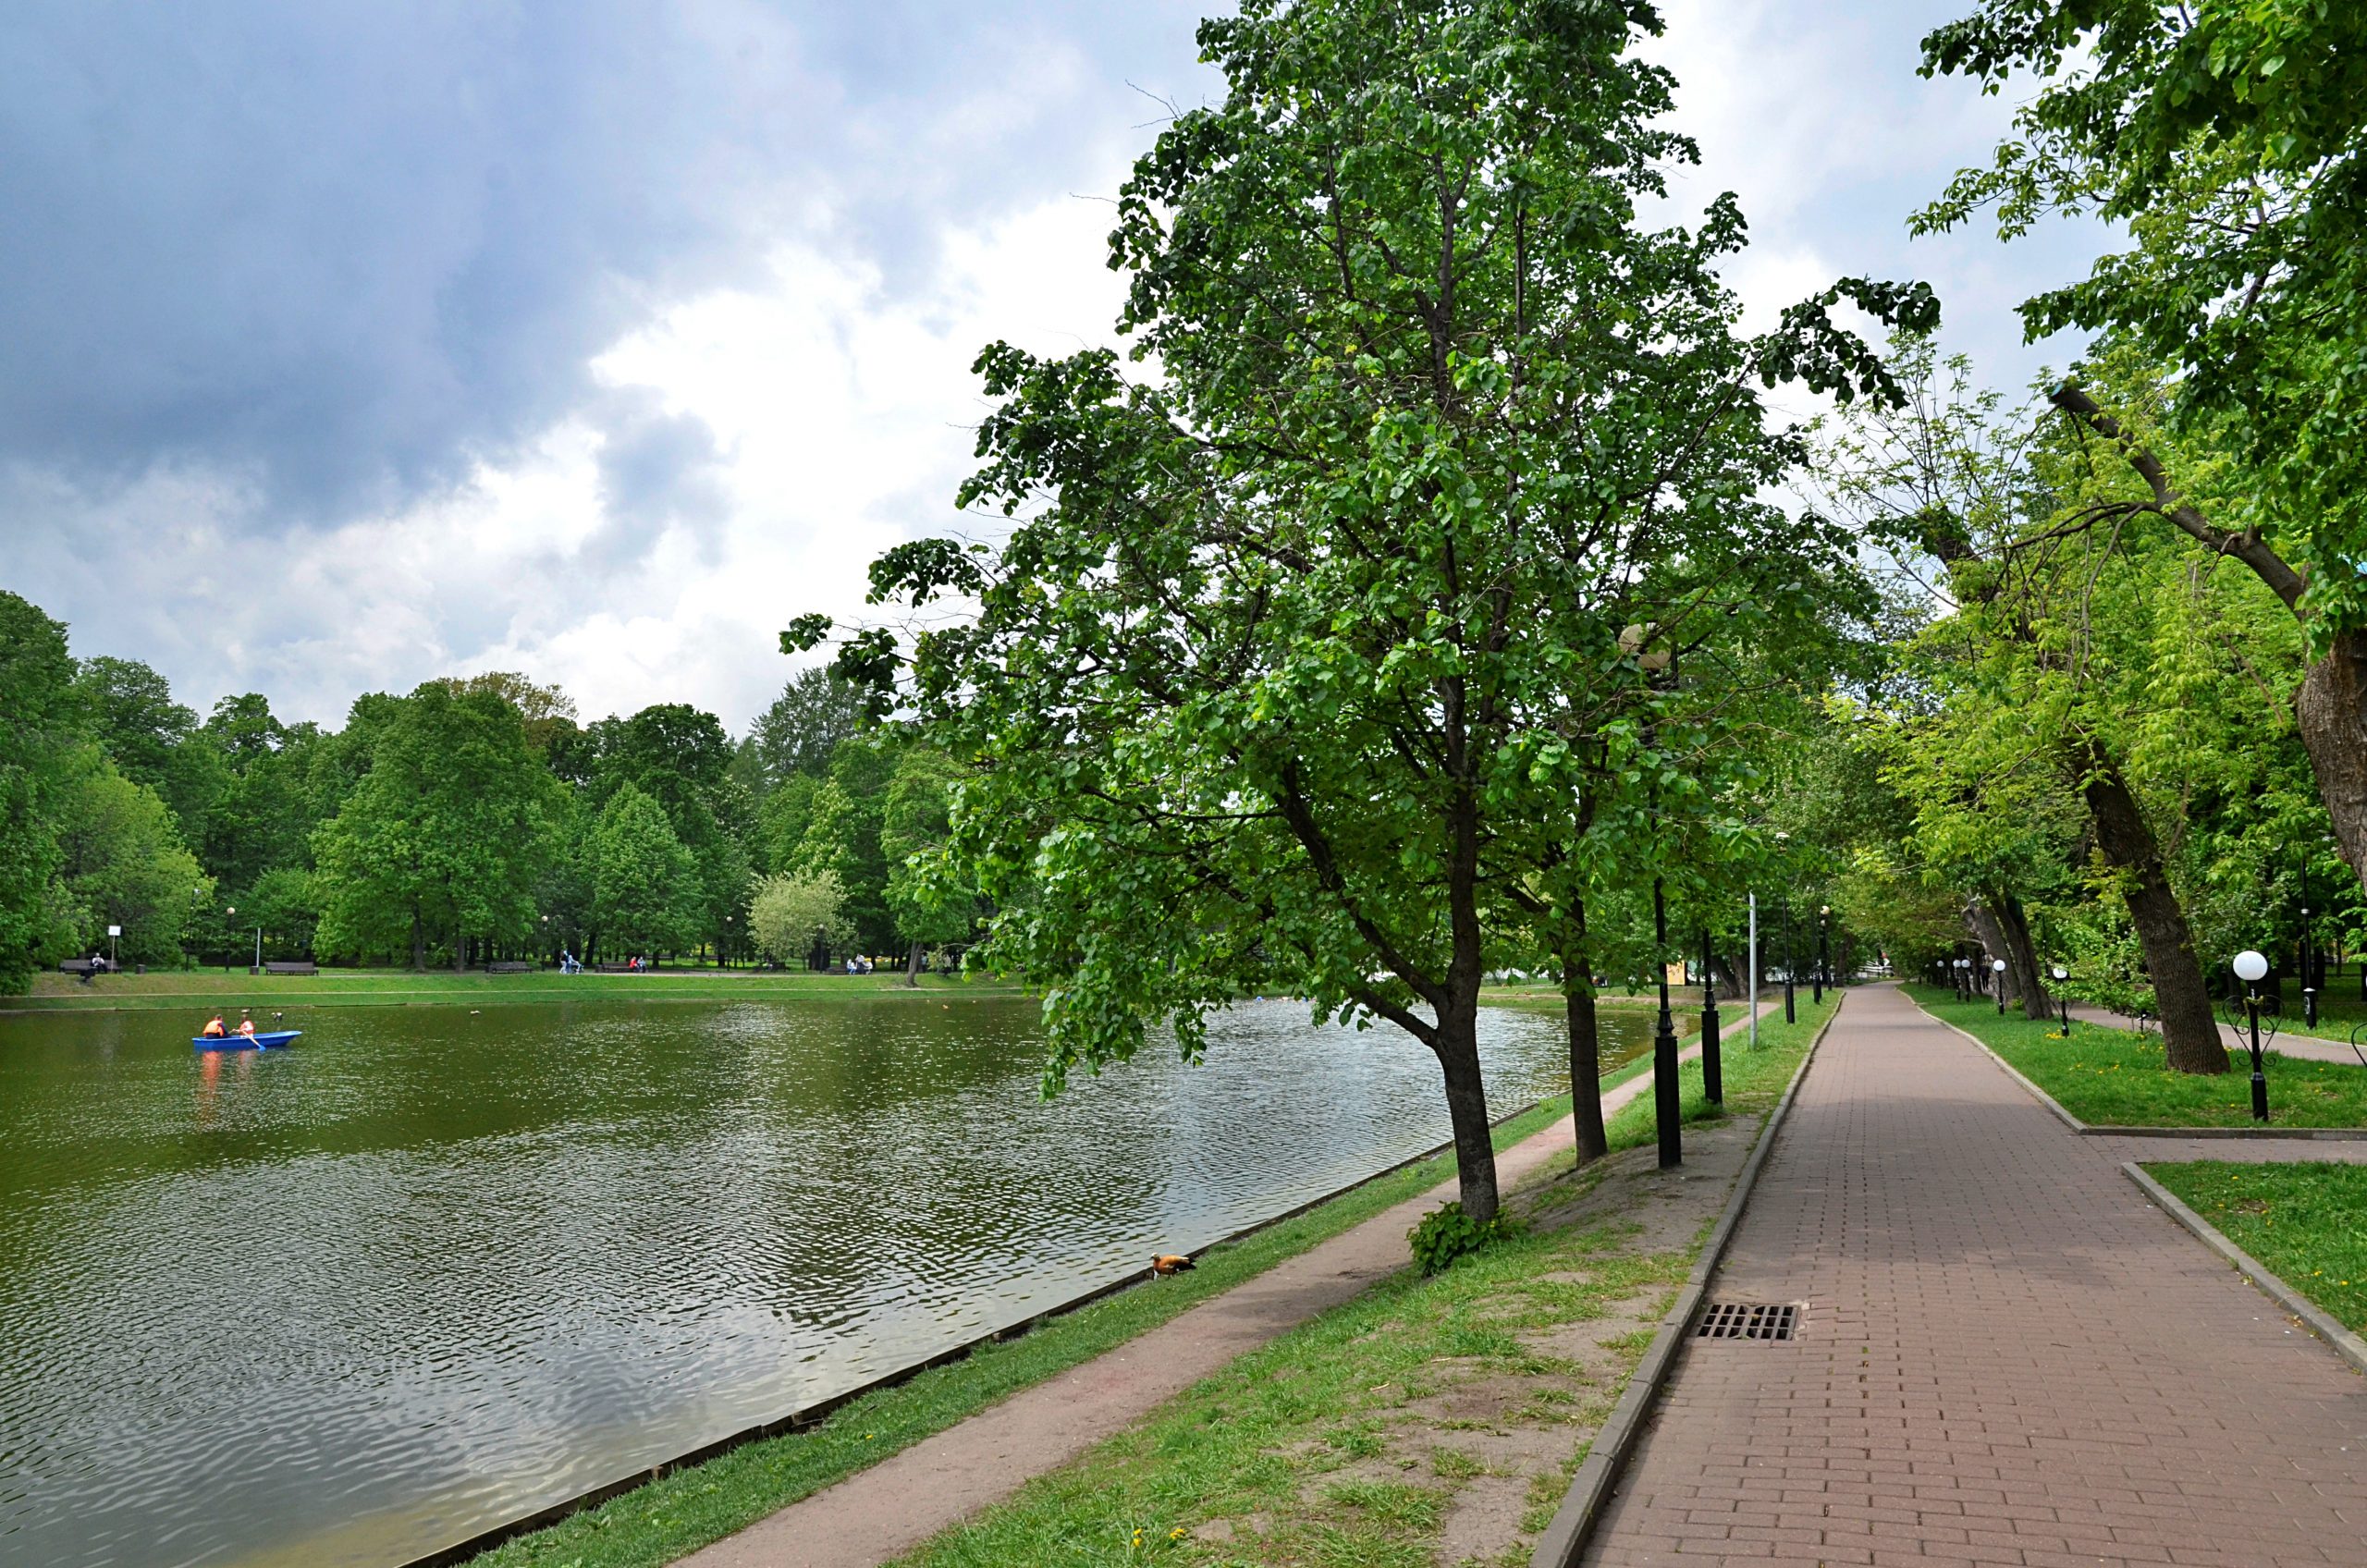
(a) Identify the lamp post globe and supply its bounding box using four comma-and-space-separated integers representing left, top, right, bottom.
1991, 958, 2007, 1014
2231, 949, 2272, 1121
2048, 965, 2070, 1034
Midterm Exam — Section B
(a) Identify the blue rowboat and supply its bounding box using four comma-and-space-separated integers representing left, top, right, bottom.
192, 1030, 301, 1052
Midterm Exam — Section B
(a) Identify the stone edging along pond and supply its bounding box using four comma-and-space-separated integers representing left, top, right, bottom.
2120, 1162, 2367, 1378
407, 1090, 1564, 1568
1527, 998, 1843, 1568
1914, 999, 2367, 1142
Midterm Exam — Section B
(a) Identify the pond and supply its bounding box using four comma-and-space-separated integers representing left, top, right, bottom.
0, 994, 1658, 1568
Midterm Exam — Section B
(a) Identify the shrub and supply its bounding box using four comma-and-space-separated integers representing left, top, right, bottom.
1407, 1202, 1520, 1276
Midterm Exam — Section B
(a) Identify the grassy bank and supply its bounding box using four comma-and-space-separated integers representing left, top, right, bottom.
1907, 985, 2367, 1130
470, 1000, 1834, 1568
885, 994, 1839, 1567
6, 968, 1027, 1012
470, 1088, 1578, 1568
2143, 1161, 2367, 1333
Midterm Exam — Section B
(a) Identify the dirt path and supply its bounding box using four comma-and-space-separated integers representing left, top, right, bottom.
677, 1004, 1778, 1568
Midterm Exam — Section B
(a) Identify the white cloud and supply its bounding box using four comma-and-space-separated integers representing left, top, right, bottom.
24, 182, 1135, 730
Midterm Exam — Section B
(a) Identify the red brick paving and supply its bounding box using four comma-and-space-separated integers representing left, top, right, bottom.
1583, 984, 2367, 1568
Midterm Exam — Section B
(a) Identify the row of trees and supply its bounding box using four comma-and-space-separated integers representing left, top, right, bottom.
0, 604, 978, 989
789, 0, 2367, 1221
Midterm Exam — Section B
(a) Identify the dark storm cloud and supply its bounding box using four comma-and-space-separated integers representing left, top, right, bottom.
586, 389, 733, 566
0, 1, 1210, 527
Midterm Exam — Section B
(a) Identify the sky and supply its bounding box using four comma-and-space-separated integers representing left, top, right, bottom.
0, 1, 2104, 734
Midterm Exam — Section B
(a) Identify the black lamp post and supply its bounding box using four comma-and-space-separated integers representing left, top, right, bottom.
2234, 949, 2272, 1121
1814, 906, 1831, 1002
1699, 927, 1722, 1106
2050, 964, 2071, 1034
1992, 957, 2007, 1015
1782, 906, 1797, 1023
1652, 878, 1681, 1169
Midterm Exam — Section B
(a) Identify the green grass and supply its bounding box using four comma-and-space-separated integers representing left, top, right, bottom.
2143, 1161, 2367, 1333
467, 1087, 1586, 1568
1905, 985, 2367, 1130
467, 1000, 1834, 1568
7, 967, 1026, 1012
891, 1208, 1685, 1567
883, 993, 1838, 1567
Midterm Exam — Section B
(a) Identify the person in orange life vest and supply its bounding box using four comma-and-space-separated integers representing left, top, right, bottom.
235, 1010, 257, 1038
201, 1013, 227, 1038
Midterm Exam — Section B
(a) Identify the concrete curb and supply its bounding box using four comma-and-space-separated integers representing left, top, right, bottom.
406, 1092, 1564, 1568
1528, 996, 1844, 1568
1912, 997, 2367, 1142
2121, 1161, 2367, 1378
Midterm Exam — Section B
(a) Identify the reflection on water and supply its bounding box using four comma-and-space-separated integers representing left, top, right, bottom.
0, 995, 1653, 1568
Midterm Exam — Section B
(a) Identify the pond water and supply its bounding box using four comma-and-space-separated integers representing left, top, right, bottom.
0, 994, 1657, 1568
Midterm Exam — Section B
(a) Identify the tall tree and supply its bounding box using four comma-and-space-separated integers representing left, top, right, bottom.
313, 684, 557, 968
801, 0, 1918, 1218
750, 667, 869, 786
72, 656, 224, 839
48, 746, 209, 967
879, 744, 977, 980
1918, 0, 2367, 891
0, 593, 80, 989
589, 784, 698, 958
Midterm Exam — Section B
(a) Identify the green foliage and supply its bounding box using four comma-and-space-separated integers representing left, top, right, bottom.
0, 593, 82, 988
590, 784, 700, 957
1405, 1202, 1518, 1277
879, 746, 976, 952
314, 683, 559, 965
47, 745, 208, 966
815, 0, 1910, 1238
1918, 0, 2367, 643
749, 667, 868, 786
746, 869, 852, 967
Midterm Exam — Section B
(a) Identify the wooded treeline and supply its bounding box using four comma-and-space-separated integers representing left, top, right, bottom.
0, 607, 973, 989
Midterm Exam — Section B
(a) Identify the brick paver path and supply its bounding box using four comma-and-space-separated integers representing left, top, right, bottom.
1585, 984, 2367, 1568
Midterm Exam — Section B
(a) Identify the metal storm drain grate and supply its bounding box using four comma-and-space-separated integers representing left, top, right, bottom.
1696, 1302, 1800, 1341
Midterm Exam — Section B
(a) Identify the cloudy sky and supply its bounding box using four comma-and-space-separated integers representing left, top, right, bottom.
0, 1, 2102, 733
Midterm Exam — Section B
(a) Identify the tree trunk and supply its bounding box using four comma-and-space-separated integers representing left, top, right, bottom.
1965, 900, 2018, 1001
1558, 921, 1607, 1165
2076, 745, 2229, 1073
1432, 991, 1499, 1222
1991, 890, 2052, 1021
410, 907, 425, 972
454, 924, 468, 974
2298, 628, 2367, 897
905, 940, 923, 986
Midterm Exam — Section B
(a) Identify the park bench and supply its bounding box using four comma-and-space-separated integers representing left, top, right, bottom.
593, 962, 640, 974
57, 958, 112, 978
485, 961, 537, 974
263, 961, 319, 976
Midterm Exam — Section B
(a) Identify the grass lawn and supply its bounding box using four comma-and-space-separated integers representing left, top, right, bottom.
1905, 985, 2367, 1130
472, 998, 1834, 1567
471, 1091, 1571, 1567
2142, 1161, 2367, 1333
8, 967, 1027, 1011
884, 995, 1839, 1568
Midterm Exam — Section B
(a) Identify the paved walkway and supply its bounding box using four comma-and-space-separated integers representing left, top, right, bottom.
680, 1004, 1778, 1568
2063, 999, 2367, 1069
1585, 985, 2367, 1568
